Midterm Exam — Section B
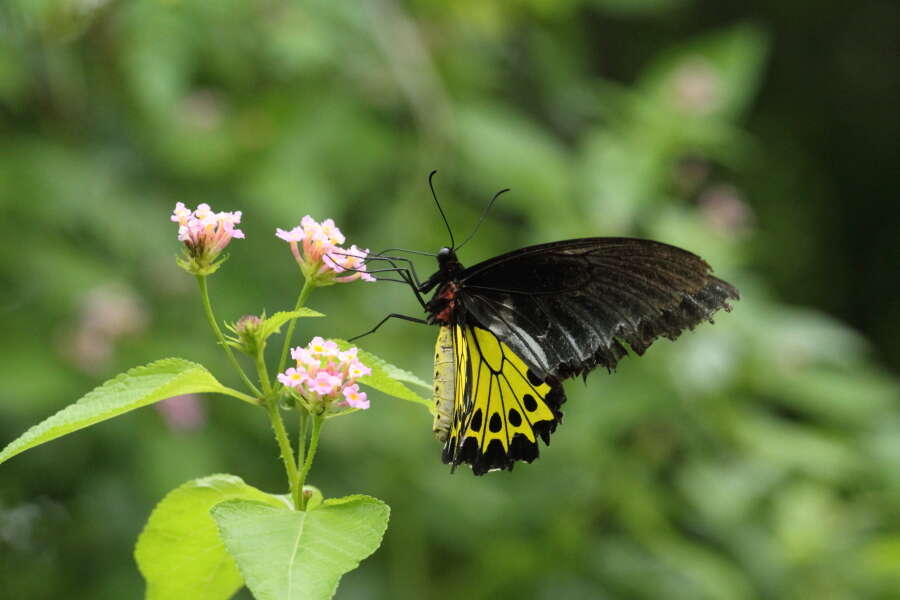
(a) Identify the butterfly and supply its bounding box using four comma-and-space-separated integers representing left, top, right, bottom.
360, 174, 739, 475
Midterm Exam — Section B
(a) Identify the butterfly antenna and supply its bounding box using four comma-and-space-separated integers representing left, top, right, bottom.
429, 170, 455, 249
455, 188, 509, 252
370, 247, 436, 258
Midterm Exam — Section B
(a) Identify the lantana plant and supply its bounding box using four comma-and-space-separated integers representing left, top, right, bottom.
0, 205, 433, 600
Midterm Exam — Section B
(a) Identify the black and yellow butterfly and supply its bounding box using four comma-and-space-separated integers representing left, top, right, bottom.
360, 175, 739, 475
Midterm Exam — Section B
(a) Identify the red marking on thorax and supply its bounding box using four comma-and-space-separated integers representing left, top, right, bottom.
438, 282, 458, 300
433, 282, 459, 324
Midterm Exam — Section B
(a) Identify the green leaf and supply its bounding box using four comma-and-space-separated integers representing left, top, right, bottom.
260, 309, 325, 342
0, 358, 231, 465
135, 474, 287, 600
333, 339, 432, 411
211, 495, 390, 600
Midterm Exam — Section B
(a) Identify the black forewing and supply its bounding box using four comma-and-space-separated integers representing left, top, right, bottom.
454, 238, 740, 380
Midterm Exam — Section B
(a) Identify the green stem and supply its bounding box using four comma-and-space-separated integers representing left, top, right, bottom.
296, 408, 309, 471
218, 387, 261, 406
297, 414, 324, 510
267, 401, 300, 509
196, 275, 262, 397
256, 346, 272, 397
277, 277, 316, 376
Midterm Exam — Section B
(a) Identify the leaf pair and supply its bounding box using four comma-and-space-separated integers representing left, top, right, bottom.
136, 474, 390, 600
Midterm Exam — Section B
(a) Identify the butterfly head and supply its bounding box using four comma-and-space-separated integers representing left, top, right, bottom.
418, 247, 464, 297
436, 247, 465, 278
436, 246, 454, 267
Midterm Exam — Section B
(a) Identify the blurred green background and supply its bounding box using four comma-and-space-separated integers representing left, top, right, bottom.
2, 1, 899, 598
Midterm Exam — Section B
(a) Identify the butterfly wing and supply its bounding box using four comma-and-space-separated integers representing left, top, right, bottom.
442, 324, 565, 474
455, 237, 740, 380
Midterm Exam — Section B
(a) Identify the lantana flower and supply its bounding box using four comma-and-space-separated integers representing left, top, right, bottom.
278, 337, 372, 413
171, 202, 244, 275
276, 216, 375, 286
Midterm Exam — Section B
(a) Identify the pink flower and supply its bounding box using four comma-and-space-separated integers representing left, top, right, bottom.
291, 346, 319, 368
348, 361, 371, 379
308, 336, 328, 354
278, 338, 371, 414
278, 367, 308, 388
341, 384, 369, 410
276, 215, 374, 285
172, 202, 244, 275
311, 371, 342, 396
329, 245, 376, 283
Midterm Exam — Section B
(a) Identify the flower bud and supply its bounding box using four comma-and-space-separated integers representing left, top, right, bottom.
225, 314, 263, 356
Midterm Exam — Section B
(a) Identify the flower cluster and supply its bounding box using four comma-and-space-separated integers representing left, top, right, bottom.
276, 216, 375, 285
278, 337, 372, 412
171, 202, 244, 274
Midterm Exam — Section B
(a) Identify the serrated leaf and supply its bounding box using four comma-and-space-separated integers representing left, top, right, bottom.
0, 358, 230, 465
211, 495, 390, 600
333, 339, 432, 411
135, 474, 287, 600
260, 309, 325, 342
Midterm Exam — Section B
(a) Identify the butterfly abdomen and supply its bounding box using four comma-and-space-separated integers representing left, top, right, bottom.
432, 326, 455, 441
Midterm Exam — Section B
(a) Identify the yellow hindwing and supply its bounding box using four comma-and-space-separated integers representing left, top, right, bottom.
441, 325, 565, 474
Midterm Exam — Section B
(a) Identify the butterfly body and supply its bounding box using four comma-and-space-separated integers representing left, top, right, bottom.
418, 237, 739, 475
431, 325, 455, 441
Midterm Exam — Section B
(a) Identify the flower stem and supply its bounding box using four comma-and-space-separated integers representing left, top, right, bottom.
296, 409, 309, 470
277, 277, 316, 375
196, 275, 262, 398
256, 346, 272, 397
297, 414, 324, 510
267, 400, 300, 509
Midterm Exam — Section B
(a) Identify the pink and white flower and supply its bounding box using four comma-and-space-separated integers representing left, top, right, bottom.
342, 384, 369, 410
279, 338, 372, 413
277, 367, 308, 388
171, 202, 244, 274
276, 215, 374, 285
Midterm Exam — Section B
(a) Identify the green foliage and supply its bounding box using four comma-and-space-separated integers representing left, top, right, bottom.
135, 474, 286, 600
212, 495, 389, 600
0, 359, 237, 465
335, 339, 432, 411
259, 310, 325, 342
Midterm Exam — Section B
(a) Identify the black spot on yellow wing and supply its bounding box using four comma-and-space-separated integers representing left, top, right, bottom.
442, 325, 566, 475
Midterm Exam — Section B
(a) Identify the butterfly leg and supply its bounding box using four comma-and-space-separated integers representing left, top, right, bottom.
347, 313, 429, 342
361, 259, 428, 309
365, 253, 424, 287
321, 254, 426, 307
